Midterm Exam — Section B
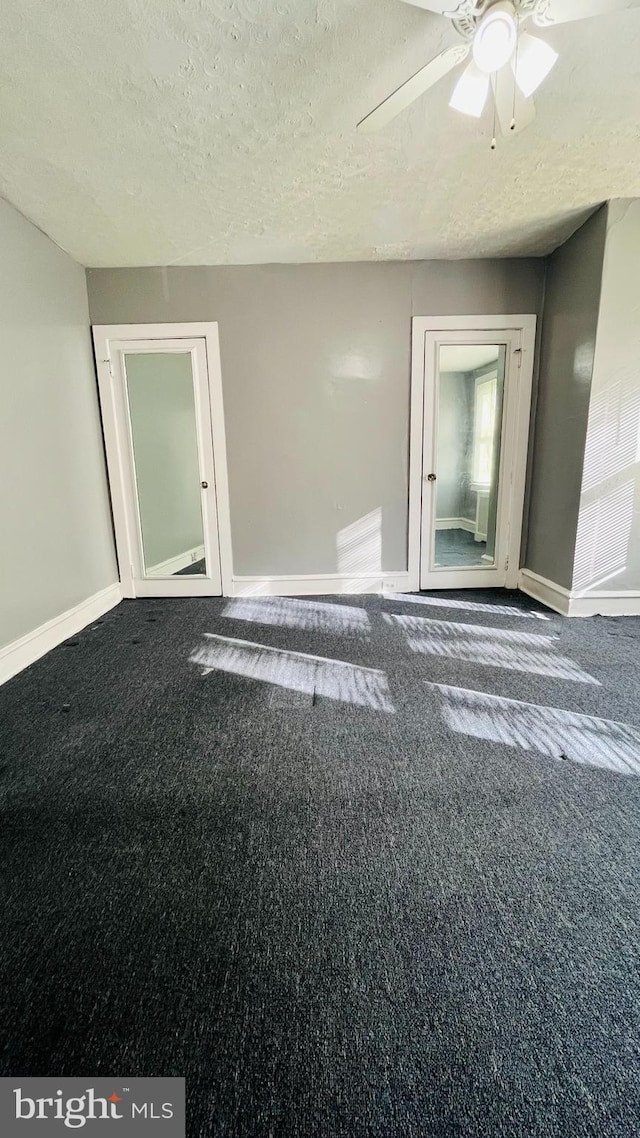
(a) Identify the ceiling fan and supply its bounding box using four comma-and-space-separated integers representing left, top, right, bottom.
357, 0, 638, 138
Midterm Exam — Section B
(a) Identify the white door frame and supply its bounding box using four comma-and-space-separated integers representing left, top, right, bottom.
93, 322, 234, 598
408, 315, 536, 591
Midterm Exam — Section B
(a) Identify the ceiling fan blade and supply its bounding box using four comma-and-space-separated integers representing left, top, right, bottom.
449, 61, 490, 117
357, 44, 469, 133
513, 32, 558, 97
491, 69, 536, 136
534, 0, 639, 26
399, 0, 472, 14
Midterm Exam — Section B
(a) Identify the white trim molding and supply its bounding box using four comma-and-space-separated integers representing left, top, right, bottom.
518, 569, 572, 615
0, 583, 122, 687
568, 591, 640, 618
519, 569, 640, 617
230, 572, 411, 597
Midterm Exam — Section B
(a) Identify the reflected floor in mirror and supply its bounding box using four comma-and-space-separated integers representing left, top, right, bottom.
434, 526, 489, 567
2, 588, 640, 1136
174, 557, 206, 576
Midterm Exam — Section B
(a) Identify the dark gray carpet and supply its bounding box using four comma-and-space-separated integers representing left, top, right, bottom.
2, 589, 640, 1137
435, 528, 487, 567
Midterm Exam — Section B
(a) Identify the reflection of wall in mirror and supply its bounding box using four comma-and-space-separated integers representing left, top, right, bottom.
436, 371, 475, 524
126, 353, 204, 573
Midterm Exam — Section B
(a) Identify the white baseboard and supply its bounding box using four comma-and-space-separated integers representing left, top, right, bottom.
567, 591, 640, 617
146, 545, 205, 577
0, 582, 122, 687
518, 569, 571, 615
230, 572, 412, 598
519, 569, 640, 617
435, 517, 475, 533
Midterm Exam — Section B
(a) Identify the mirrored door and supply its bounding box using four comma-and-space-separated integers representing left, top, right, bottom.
419, 329, 522, 590
125, 351, 208, 580
94, 326, 229, 598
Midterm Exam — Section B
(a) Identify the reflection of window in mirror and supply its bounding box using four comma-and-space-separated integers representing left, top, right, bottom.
471, 373, 497, 490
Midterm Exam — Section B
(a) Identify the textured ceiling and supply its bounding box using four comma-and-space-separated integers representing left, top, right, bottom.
1, 0, 639, 267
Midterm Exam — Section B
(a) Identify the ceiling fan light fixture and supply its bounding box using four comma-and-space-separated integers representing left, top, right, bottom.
472, 2, 518, 74
449, 61, 491, 117
513, 31, 558, 97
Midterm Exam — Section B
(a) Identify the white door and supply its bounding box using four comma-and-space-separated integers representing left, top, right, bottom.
93, 323, 232, 598
413, 319, 535, 591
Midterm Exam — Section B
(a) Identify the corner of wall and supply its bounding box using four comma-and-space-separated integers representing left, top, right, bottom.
522, 205, 609, 595
568, 196, 640, 601
519, 254, 548, 570
0, 196, 120, 673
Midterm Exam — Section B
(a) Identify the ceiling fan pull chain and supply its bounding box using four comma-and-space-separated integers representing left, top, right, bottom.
490, 72, 497, 149
510, 17, 520, 131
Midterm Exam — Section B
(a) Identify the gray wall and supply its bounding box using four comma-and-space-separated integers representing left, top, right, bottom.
524, 206, 608, 589
0, 197, 118, 650
87, 260, 544, 577
126, 352, 203, 570
574, 200, 640, 593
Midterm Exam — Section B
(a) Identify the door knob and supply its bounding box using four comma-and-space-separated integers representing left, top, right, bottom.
201, 481, 208, 489
426, 473, 437, 482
